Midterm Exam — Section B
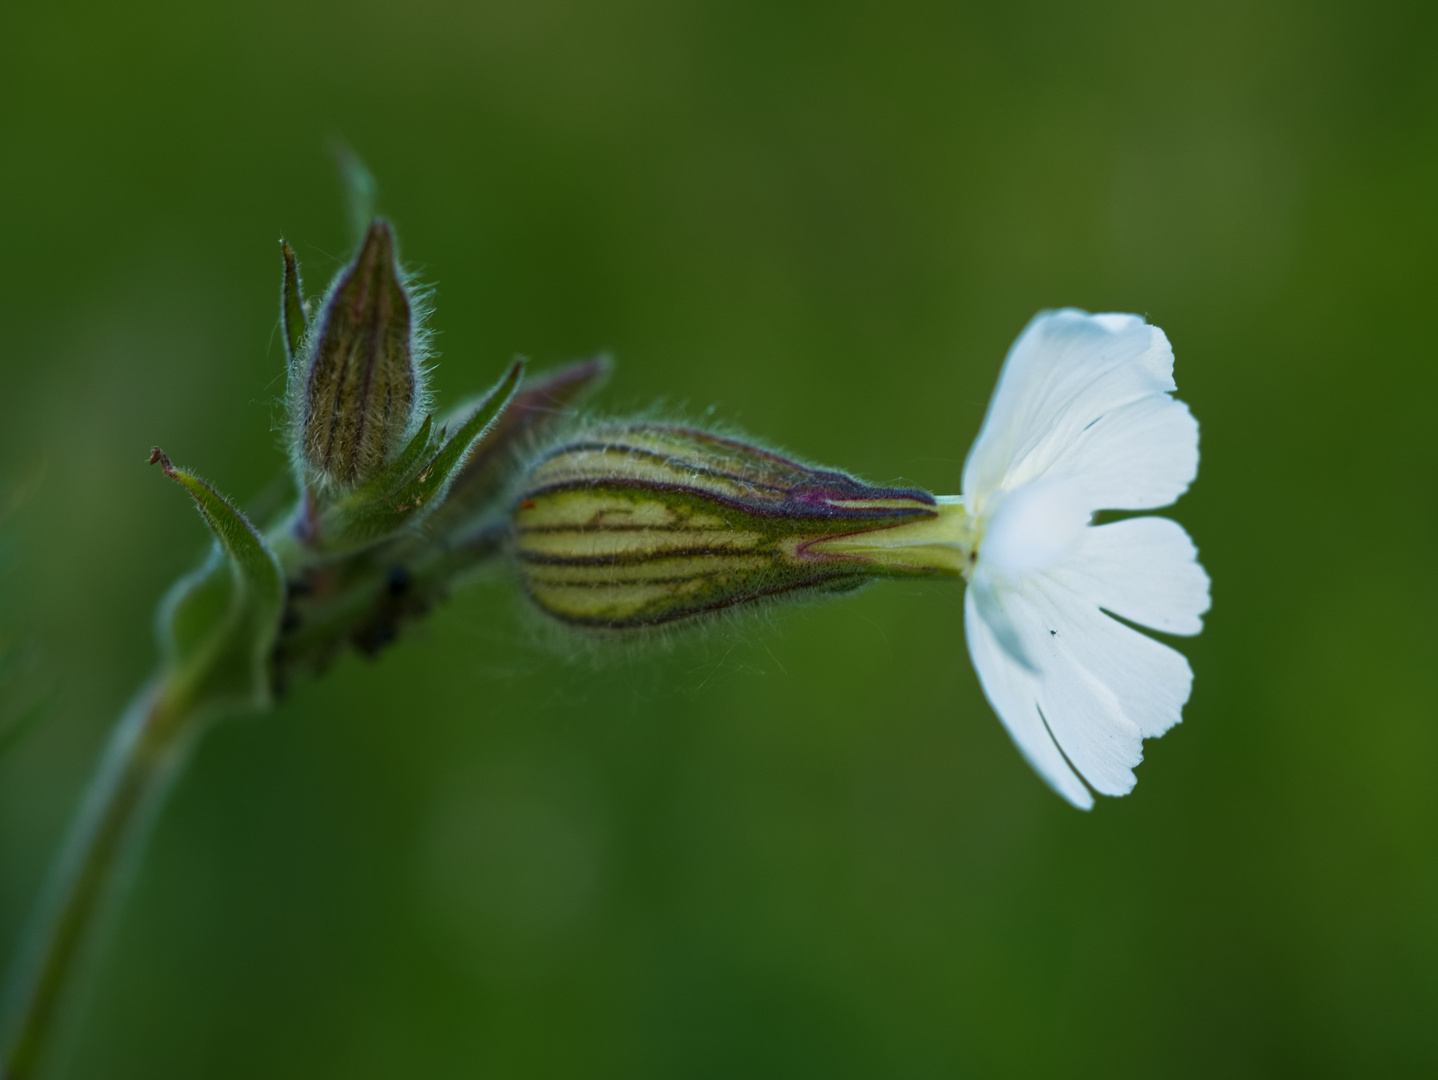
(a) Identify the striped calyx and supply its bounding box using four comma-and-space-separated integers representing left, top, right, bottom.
300, 220, 417, 488
512, 425, 957, 629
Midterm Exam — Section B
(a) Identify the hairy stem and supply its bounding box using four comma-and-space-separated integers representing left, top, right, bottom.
1, 676, 206, 1079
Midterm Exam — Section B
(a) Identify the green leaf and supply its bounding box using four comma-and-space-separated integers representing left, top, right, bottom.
150, 449, 285, 714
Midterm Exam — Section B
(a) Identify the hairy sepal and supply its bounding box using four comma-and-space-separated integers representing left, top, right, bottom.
309, 361, 524, 552
298, 221, 419, 489
280, 240, 307, 371
512, 425, 940, 630
150, 450, 285, 713
425, 356, 611, 536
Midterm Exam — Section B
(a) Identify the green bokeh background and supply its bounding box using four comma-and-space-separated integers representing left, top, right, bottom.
2, 1, 1436, 1075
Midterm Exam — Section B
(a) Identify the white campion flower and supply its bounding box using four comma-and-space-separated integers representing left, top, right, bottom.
509, 308, 1207, 807
805, 308, 1208, 806
954, 309, 1209, 808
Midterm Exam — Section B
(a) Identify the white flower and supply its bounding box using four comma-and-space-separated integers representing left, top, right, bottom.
510, 306, 1208, 808
959, 310, 1210, 808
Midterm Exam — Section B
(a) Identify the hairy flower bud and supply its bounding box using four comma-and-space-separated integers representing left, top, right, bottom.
298, 220, 419, 488
511, 425, 955, 629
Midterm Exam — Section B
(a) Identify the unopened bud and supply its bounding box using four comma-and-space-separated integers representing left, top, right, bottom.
511, 425, 961, 629
299, 220, 419, 488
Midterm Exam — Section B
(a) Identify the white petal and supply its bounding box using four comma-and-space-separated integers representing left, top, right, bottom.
964, 587, 1093, 809
979, 477, 1091, 579
1053, 394, 1198, 511
962, 309, 1196, 513
991, 573, 1143, 796
1019, 570, 1194, 743
1054, 517, 1211, 636
968, 538, 1199, 801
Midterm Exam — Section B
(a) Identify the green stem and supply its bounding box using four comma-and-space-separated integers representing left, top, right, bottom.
1, 675, 206, 1079
0, 517, 507, 1077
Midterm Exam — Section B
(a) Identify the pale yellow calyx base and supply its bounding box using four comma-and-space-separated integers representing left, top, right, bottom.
807, 496, 979, 578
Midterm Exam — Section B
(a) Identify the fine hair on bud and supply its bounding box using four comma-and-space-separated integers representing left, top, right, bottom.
423, 356, 613, 543
508, 419, 943, 641
291, 220, 433, 490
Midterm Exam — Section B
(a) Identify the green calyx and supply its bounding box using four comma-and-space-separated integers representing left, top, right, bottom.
806, 496, 977, 578
511, 425, 947, 629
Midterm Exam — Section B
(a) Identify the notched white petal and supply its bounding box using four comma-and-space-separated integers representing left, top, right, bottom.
968, 574, 1035, 670
958, 309, 1207, 806
1002, 580, 1146, 797
1090, 313, 1141, 334
1023, 573, 1194, 743
962, 309, 1195, 514
964, 590, 1092, 809
1057, 518, 1210, 636
1056, 395, 1198, 512
967, 540, 1201, 804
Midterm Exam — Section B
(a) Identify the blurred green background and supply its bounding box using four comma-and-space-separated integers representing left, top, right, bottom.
2, 0, 1437, 1075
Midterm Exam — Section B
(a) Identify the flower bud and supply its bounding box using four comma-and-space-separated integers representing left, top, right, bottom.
511, 424, 950, 629
298, 220, 419, 488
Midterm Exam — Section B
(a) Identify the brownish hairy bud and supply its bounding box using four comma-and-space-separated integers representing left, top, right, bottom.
298, 220, 419, 488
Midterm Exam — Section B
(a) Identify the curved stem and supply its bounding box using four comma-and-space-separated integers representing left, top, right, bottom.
1, 676, 204, 1079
